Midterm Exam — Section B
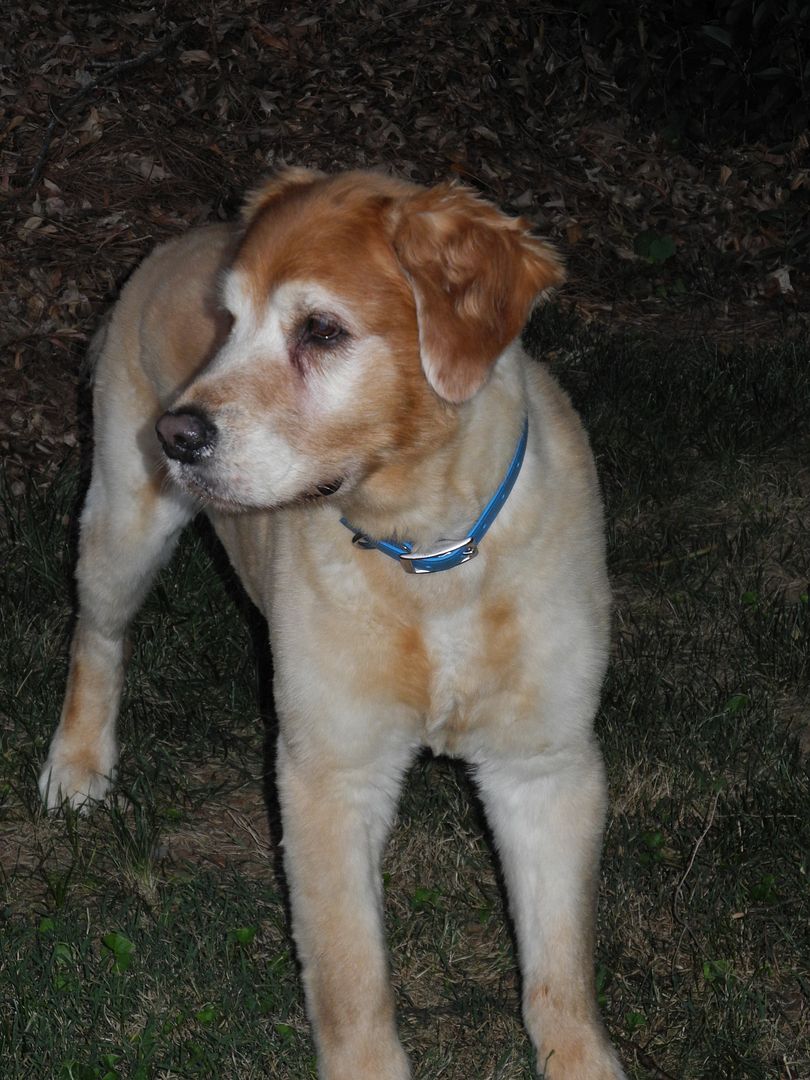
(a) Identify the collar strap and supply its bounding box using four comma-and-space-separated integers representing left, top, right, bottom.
340, 416, 529, 574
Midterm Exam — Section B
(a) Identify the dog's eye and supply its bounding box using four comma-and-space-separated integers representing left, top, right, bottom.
304, 314, 344, 345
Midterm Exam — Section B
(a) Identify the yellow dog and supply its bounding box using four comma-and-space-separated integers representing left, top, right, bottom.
41, 168, 624, 1080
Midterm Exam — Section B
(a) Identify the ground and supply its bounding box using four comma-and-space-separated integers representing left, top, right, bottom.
1, 5, 808, 1080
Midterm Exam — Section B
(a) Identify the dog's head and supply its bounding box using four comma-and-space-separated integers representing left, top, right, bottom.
156, 168, 564, 511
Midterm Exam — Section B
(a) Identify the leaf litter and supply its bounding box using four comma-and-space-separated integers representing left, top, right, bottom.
1, 1, 808, 486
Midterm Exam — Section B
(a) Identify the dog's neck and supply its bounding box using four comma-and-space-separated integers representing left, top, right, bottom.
334, 347, 530, 553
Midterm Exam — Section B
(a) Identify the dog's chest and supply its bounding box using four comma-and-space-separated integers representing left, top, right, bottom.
267, 522, 542, 756
413, 595, 527, 756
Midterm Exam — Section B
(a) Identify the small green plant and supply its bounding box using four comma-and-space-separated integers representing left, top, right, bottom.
101, 932, 135, 974
639, 828, 667, 866
748, 874, 779, 904
409, 885, 443, 912
633, 230, 676, 265
595, 964, 612, 1009
59, 1058, 121, 1080
625, 1010, 647, 1033
703, 958, 733, 985
227, 926, 258, 946
724, 693, 750, 714
51, 941, 77, 991
195, 1004, 219, 1026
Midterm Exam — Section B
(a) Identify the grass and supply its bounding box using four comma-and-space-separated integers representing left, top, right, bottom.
1, 323, 809, 1079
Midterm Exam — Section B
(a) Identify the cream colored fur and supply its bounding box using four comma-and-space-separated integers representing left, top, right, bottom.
39, 170, 625, 1079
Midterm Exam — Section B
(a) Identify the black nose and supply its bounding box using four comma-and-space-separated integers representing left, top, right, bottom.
155, 408, 217, 464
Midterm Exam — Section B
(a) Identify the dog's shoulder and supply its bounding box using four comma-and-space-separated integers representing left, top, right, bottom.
126, 222, 237, 326
101, 223, 238, 402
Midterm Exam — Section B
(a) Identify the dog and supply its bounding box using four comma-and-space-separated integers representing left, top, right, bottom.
39, 168, 625, 1080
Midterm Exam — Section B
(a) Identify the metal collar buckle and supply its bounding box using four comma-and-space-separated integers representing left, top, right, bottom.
398, 537, 478, 574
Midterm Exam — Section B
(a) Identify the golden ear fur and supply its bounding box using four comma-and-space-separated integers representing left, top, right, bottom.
392, 184, 565, 404
240, 166, 325, 225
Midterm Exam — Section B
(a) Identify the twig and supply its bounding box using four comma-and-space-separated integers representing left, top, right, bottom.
637, 543, 719, 573
671, 789, 721, 965
2, 24, 187, 204
614, 1033, 679, 1080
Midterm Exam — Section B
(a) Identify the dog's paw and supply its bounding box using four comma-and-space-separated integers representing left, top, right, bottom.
538, 1036, 626, 1080
38, 753, 114, 812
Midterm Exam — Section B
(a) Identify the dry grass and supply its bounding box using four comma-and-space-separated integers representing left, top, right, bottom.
2, 330, 808, 1079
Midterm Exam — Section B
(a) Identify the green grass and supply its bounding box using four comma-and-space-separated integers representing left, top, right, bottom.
1, 327, 809, 1079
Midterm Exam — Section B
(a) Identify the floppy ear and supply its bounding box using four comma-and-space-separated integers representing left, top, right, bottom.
241, 166, 325, 225
391, 184, 565, 403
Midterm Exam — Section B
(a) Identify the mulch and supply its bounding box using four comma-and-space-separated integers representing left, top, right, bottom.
2, 1, 808, 487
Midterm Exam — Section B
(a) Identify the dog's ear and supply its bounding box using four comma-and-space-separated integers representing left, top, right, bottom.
391, 184, 564, 404
241, 166, 325, 225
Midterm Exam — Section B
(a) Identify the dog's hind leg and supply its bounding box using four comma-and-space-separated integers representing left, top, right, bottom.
39, 377, 195, 811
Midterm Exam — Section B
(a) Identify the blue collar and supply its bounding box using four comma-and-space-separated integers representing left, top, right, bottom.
340, 416, 529, 574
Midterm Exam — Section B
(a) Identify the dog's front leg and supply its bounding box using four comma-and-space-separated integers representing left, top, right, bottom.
475, 748, 626, 1080
276, 734, 413, 1080
40, 458, 194, 811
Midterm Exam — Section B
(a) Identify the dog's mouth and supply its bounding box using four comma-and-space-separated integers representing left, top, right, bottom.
167, 459, 346, 511
171, 468, 245, 512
